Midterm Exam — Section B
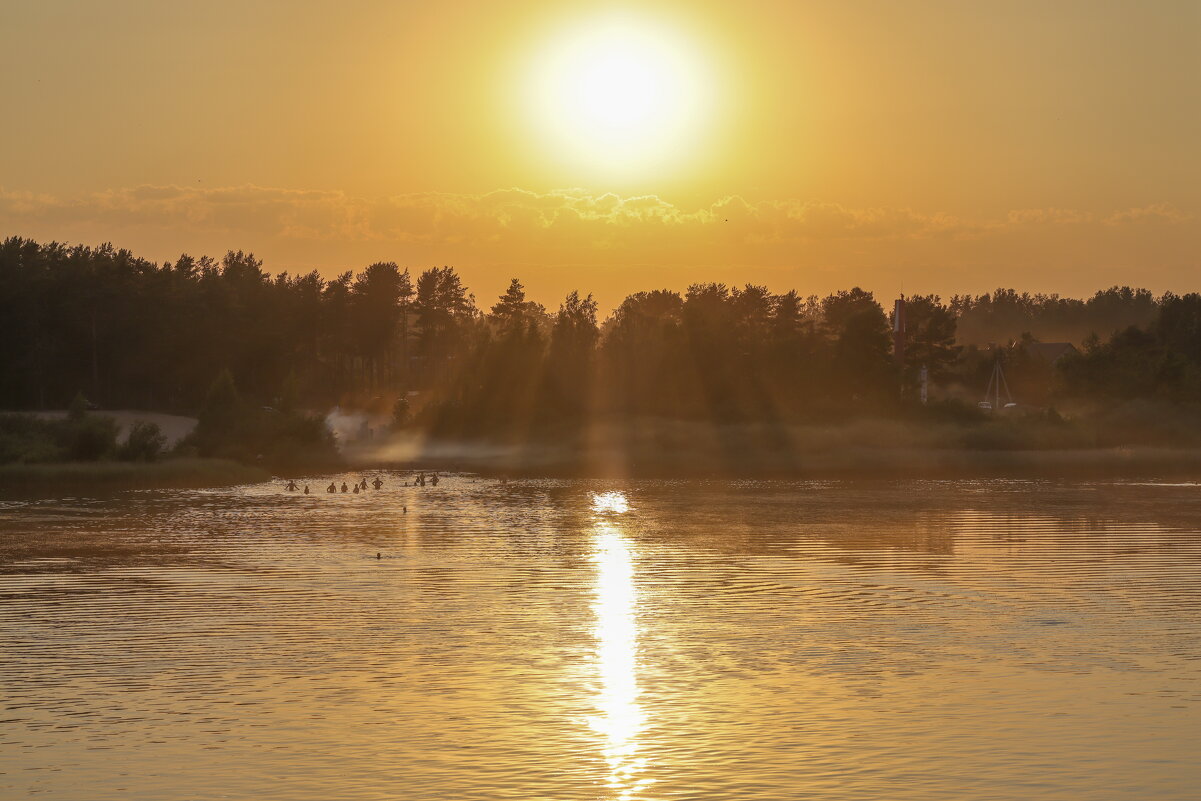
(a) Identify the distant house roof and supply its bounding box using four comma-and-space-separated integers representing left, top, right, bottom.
1024, 342, 1078, 364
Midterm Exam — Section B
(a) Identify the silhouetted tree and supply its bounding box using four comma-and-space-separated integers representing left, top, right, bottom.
118, 421, 166, 462
822, 287, 893, 406
195, 369, 243, 454
952, 286, 1158, 345
900, 295, 961, 382
351, 262, 411, 390
415, 266, 475, 384
601, 290, 689, 417
544, 291, 599, 419
4, 235, 1200, 445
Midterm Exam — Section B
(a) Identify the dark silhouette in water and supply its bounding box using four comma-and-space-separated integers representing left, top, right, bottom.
430, 474, 439, 486
303, 485, 310, 494
353, 484, 360, 494
372, 477, 383, 490
340, 482, 348, 493
285, 480, 298, 491
327, 482, 337, 493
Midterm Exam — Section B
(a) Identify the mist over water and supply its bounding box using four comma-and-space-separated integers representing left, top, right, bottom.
2, 478, 1199, 800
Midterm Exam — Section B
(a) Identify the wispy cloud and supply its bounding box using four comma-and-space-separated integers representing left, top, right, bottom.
2, 184, 1197, 304
2, 183, 1191, 246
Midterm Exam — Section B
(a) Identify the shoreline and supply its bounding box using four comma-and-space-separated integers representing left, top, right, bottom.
350, 441, 1201, 480
5, 448, 1200, 495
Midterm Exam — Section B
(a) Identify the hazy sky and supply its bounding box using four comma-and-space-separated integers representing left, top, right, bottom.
2, 0, 1198, 309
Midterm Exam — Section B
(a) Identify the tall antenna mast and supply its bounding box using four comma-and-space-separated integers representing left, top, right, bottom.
983, 355, 1013, 410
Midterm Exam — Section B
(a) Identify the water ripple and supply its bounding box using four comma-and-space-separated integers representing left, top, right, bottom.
1, 476, 1199, 800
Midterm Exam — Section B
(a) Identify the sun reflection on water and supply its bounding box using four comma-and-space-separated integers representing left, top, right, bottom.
588, 491, 650, 799
592, 491, 631, 515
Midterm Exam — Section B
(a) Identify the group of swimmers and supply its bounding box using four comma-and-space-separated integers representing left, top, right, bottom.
283, 473, 440, 494
327, 477, 384, 494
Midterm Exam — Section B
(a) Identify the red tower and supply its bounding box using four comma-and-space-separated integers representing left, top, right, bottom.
892, 295, 906, 366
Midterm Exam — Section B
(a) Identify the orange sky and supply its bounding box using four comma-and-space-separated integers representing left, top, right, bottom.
2, 0, 1198, 310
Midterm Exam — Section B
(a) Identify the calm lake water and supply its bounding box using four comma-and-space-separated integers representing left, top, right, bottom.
2, 477, 1199, 800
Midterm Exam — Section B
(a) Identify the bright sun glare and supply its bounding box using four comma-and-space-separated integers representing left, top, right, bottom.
524, 13, 714, 176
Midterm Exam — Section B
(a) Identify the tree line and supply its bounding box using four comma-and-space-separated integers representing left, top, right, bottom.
950, 287, 1159, 346
2, 237, 1199, 440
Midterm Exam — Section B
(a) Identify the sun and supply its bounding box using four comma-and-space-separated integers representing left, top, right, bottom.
522, 12, 715, 178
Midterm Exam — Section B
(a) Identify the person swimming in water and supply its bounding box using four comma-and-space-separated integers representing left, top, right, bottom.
327, 482, 336, 493
430, 474, 439, 486
372, 477, 383, 490
340, 482, 349, 493
353, 484, 360, 494
303, 485, 310, 494
285, 480, 299, 491
360, 479, 368, 490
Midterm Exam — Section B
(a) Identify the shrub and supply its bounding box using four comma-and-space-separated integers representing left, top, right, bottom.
391, 397, 411, 430
0, 414, 64, 463
67, 391, 89, 421
57, 415, 119, 461
183, 371, 340, 469
118, 421, 167, 462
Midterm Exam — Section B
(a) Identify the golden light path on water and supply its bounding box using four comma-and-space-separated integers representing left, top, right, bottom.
4, 479, 1201, 800
588, 490, 651, 800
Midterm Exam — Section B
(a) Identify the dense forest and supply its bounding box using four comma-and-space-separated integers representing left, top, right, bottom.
2, 237, 1200, 451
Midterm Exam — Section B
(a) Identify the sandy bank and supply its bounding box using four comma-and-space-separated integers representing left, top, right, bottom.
29, 410, 198, 446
